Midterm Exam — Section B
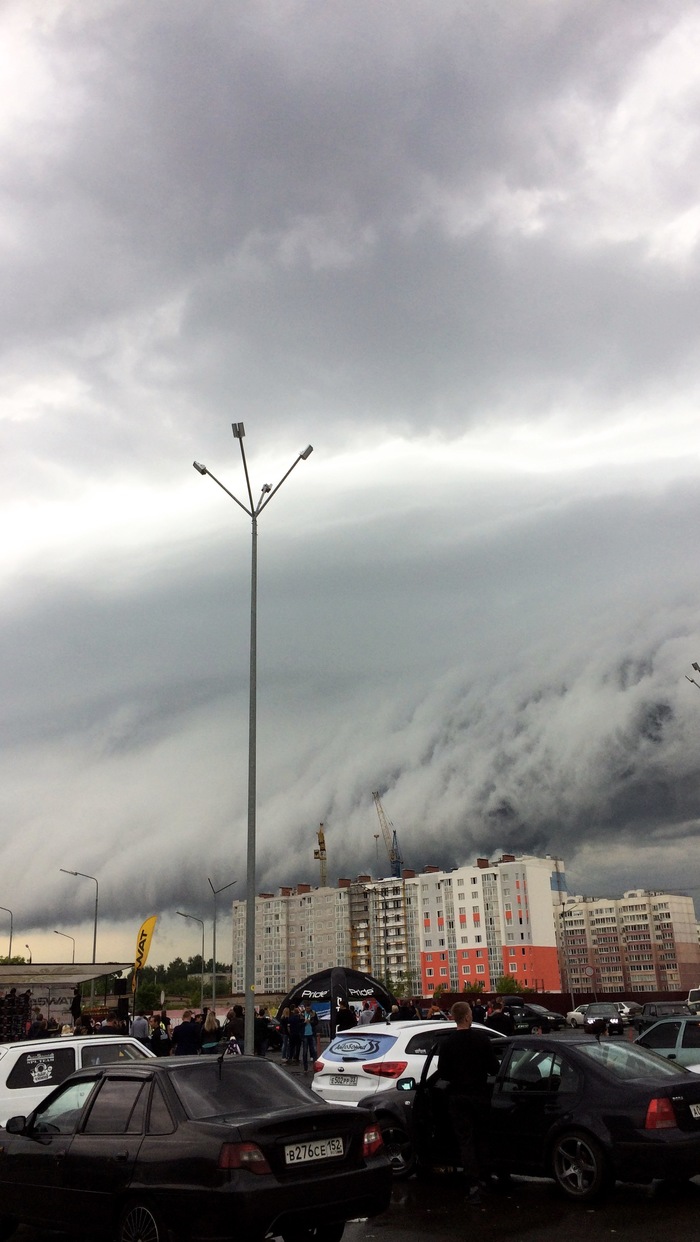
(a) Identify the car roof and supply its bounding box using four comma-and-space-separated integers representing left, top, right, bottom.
643, 1015, 700, 1026
0, 1034, 150, 1053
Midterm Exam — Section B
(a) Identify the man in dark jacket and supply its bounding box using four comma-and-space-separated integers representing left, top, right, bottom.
486, 998, 515, 1036
169, 1010, 200, 1056
437, 1001, 500, 1205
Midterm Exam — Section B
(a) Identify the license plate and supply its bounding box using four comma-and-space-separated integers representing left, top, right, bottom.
329, 1074, 357, 1086
285, 1137, 344, 1164
690, 1103, 700, 1119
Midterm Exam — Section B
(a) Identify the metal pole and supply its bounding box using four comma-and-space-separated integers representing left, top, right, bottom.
244, 513, 257, 1057
54, 931, 76, 963
0, 908, 13, 961
208, 879, 237, 1016
193, 432, 312, 1059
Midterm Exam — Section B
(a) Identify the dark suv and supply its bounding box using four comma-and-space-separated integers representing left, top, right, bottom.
634, 1002, 691, 1034
504, 1001, 566, 1033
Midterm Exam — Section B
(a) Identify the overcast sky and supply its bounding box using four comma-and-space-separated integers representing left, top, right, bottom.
3, 0, 700, 973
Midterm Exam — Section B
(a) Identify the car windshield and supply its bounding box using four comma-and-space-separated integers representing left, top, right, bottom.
587, 1005, 617, 1016
577, 1040, 690, 1080
526, 1005, 549, 1015
170, 1060, 314, 1119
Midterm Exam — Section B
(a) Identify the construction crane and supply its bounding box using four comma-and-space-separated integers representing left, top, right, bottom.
314, 823, 328, 888
372, 792, 404, 878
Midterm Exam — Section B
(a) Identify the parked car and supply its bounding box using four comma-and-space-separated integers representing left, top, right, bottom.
504, 1003, 567, 1034
566, 1004, 590, 1028
359, 1033, 700, 1200
635, 1016, 700, 1072
0, 1055, 391, 1242
583, 1002, 625, 1037
0, 1035, 154, 1127
614, 1001, 642, 1024
634, 1002, 692, 1034
311, 1019, 507, 1108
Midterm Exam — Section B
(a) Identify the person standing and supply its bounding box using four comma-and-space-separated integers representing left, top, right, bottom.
437, 1001, 501, 1205
288, 1006, 303, 1063
130, 1010, 151, 1045
335, 1001, 356, 1031
486, 998, 515, 1036
358, 1002, 373, 1025
300, 1003, 318, 1072
199, 1010, 221, 1054
170, 1010, 201, 1055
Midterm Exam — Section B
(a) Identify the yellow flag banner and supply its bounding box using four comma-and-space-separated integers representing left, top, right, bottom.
132, 915, 158, 991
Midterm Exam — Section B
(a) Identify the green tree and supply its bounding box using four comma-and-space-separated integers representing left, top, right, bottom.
462, 981, 485, 994
494, 975, 521, 994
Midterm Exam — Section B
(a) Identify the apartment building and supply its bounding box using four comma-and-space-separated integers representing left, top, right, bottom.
558, 890, 700, 994
412, 855, 565, 995
230, 852, 567, 996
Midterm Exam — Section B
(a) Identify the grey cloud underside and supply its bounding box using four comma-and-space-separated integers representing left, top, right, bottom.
4, 475, 700, 927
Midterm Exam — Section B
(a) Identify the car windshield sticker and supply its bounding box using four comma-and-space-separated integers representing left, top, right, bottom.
323, 1034, 397, 1062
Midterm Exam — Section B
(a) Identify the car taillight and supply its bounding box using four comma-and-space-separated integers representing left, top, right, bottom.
313, 1060, 324, 1072
363, 1125, 384, 1157
218, 1142, 272, 1173
645, 1097, 677, 1130
361, 1060, 409, 1079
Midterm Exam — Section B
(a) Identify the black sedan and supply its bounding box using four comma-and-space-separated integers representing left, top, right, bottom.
583, 1002, 625, 1037
505, 1003, 567, 1034
359, 1034, 700, 1200
0, 1055, 390, 1242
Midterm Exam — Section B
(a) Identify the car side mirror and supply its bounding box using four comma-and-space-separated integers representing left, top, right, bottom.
397, 1077, 416, 1091
5, 1116, 27, 1134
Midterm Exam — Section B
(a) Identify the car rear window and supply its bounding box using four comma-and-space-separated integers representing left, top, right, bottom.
6, 1047, 76, 1091
322, 1032, 398, 1063
80, 1042, 151, 1067
579, 1041, 690, 1080
170, 1060, 315, 1118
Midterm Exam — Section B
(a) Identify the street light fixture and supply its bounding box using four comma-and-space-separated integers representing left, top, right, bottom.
54, 930, 76, 964
0, 908, 13, 961
60, 870, 99, 1001
177, 911, 206, 1013
25, 945, 32, 965
193, 425, 313, 1054
207, 878, 237, 1012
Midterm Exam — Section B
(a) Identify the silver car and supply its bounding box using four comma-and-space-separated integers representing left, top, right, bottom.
635, 1016, 700, 1072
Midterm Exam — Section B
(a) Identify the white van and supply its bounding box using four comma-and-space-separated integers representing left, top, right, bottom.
687, 987, 700, 1014
0, 1035, 154, 1126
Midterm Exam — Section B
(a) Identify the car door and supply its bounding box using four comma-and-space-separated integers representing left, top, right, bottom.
638, 1021, 682, 1064
678, 1020, 700, 1069
0, 1077, 99, 1227
490, 1046, 582, 1174
59, 1073, 150, 1229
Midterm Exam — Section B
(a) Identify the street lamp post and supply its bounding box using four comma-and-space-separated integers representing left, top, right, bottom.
0, 907, 13, 961
54, 930, 76, 964
25, 945, 32, 965
208, 878, 237, 1012
177, 911, 205, 1013
60, 869, 99, 1000
193, 425, 313, 1054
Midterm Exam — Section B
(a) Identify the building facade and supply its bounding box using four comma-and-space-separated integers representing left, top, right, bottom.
557, 890, 700, 994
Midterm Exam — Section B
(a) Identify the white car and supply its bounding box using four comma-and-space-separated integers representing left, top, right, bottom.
311, 1019, 507, 1107
0, 1034, 155, 1126
565, 1004, 590, 1028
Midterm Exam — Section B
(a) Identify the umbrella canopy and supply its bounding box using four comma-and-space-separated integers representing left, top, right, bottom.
275, 967, 397, 1036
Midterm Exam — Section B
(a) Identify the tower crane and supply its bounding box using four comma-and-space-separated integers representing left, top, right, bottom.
314, 823, 328, 888
372, 792, 404, 878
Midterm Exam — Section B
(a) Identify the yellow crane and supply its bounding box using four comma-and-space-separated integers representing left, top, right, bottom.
372, 792, 404, 878
314, 823, 328, 888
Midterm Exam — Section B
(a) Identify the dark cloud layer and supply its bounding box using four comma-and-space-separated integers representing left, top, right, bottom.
2, 0, 700, 961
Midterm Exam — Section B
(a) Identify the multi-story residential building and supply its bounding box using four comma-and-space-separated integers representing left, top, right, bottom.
557, 890, 700, 994
413, 855, 565, 995
230, 853, 568, 997
231, 883, 351, 995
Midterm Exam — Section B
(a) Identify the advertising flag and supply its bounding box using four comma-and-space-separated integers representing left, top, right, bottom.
132, 915, 157, 991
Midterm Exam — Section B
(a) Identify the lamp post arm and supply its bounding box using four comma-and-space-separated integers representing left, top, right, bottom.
258, 448, 313, 514
196, 466, 251, 517
234, 433, 256, 514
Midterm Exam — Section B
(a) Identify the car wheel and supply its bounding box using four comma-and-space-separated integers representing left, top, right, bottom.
0, 1219, 17, 1242
378, 1120, 416, 1179
551, 1130, 610, 1202
280, 1225, 345, 1242
118, 1201, 167, 1242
